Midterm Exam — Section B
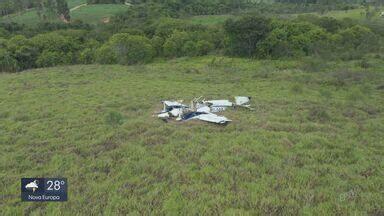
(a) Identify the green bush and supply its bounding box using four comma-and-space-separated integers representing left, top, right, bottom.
36, 51, 62, 68
151, 36, 164, 56
196, 40, 214, 55
163, 31, 190, 58
96, 44, 117, 64
106, 33, 155, 65
258, 22, 330, 58
79, 48, 96, 64
6, 35, 38, 70
182, 41, 199, 57
0, 49, 19, 72
36, 50, 73, 67
224, 16, 272, 57
31, 33, 78, 53
339, 25, 378, 50
163, 40, 178, 58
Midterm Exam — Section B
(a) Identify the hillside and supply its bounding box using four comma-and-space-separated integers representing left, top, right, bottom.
0, 2, 129, 25
1, 57, 383, 214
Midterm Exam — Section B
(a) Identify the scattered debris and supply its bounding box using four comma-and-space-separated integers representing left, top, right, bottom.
156, 96, 253, 125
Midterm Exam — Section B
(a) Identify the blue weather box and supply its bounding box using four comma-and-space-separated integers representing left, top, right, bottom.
21, 178, 67, 202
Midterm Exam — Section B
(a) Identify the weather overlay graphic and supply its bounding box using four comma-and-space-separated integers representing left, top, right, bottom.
21, 178, 67, 202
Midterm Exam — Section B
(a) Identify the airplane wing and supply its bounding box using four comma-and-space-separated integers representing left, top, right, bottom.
193, 113, 231, 124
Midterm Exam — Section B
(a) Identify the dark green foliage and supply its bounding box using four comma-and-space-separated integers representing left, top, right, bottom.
56, 0, 70, 22
0, 48, 18, 72
258, 22, 330, 58
6, 35, 38, 70
182, 41, 199, 57
150, 35, 164, 56
79, 48, 95, 64
196, 40, 214, 55
105, 33, 155, 65
339, 25, 378, 49
95, 33, 156, 65
163, 31, 190, 57
224, 16, 272, 57
31, 32, 78, 53
96, 44, 117, 64
0, 2, 383, 72
36, 50, 71, 67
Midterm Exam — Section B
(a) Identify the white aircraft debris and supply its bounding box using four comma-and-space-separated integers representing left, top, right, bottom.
156, 96, 253, 125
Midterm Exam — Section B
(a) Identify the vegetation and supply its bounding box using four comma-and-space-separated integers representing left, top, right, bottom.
1, 0, 384, 214
1, 57, 383, 214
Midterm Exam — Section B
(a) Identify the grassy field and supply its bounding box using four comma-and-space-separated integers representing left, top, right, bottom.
67, 0, 87, 8
0, 9, 45, 26
0, 3, 129, 25
71, 4, 129, 24
0, 56, 383, 214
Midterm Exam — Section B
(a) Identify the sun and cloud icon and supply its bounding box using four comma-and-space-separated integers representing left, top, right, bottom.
25, 180, 39, 192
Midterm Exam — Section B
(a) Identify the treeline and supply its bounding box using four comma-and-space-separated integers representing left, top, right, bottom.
0, 0, 37, 16
1, 13, 381, 72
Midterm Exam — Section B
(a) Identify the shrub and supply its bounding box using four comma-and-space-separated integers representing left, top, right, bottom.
0, 49, 19, 72
6, 35, 38, 70
258, 22, 331, 58
106, 33, 155, 65
151, 36, 164, 56
338, 25, 378, 50
79, 48, 96, 64
163, 40, 178, 58
196, 40, 214, 55
36, 50, 73, 67
224, 16, 272, 57
95, 44, 117, 64
36, 51, 62, 68
162, 31, 190, 57
182, 41, 199, 57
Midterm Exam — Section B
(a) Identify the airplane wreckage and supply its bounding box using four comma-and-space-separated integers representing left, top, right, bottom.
156, 96, 253, 125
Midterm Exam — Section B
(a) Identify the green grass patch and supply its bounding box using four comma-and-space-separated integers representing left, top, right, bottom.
0, 4, 129, 26
71, 4, 129, 24
68, 0, 87, 9
0, 9, 58, 26
0, 56, 383, 214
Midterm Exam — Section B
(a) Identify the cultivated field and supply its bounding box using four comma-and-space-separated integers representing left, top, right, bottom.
1, 56, 383, 214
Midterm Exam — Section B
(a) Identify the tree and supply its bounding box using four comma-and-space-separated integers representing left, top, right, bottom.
0, 49, 19, 72
162, 30, 190, 57
103, 33, 155, 65
6, 35, 38, 70
182, 41, 199, 57
339, 25, 378, 49
224, 16, 272, 57
56, 0, 70, 22
196, 40, 214, 55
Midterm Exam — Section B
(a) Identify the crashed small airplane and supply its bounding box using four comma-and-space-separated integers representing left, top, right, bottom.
156, 96, 252, 125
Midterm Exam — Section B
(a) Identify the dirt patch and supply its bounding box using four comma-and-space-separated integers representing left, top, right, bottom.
102, 17, 110, 23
